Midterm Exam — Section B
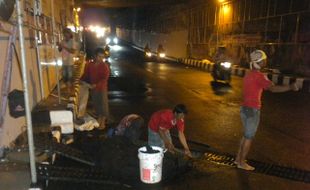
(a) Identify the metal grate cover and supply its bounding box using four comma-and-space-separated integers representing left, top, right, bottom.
37, 164, 131, 188
34, 134, 95, 166
204, 152, 310, 183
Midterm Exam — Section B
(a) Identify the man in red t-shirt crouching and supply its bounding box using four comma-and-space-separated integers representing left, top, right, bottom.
148, 104, 192, 157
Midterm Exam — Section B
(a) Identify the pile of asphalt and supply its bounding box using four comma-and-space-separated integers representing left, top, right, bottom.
43, 131, 191, 189
76, 134, 191, 182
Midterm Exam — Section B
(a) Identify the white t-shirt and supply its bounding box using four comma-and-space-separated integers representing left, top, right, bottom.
61, 39, 77, 66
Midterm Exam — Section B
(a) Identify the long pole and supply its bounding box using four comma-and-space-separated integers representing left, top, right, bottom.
51, 0, 61, 104
16, 0, 37, 184
34, 0, 45, 99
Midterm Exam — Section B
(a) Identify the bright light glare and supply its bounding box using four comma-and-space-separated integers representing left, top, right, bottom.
113, 37, 118, 44
146, 52, 152, 57
223, 5, 230, 14
41, 59, 63, 66
66, 25, 83, 32
220, 61, 231, 68
103, 57, 111, 62
113, 70, 120, 76
106, 37, 111, 44
159, 53, 166, 58
110, 45, 122, 51
88, 25, 106, 38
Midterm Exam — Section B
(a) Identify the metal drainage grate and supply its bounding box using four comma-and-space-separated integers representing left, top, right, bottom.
34, 135, 95, 166
204, 152, 310, 183
37, 164, 130, 188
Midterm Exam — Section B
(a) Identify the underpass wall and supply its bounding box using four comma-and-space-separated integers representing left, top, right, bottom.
117, 28, 188, 58
0, 22, 42, 147
0, 0, 74, 148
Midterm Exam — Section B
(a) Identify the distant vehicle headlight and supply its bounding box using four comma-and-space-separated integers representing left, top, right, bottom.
146, 52, 152, 57
220, 61, 231, 69
103, 57, 111, 62
73, 57, 79, 61
159, 53, 166, 58
106, 37, 111, 44
113, 37, 118, 44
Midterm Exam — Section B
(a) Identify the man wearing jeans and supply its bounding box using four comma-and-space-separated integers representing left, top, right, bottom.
148, 104, 192, 157
235, 50, 299, 170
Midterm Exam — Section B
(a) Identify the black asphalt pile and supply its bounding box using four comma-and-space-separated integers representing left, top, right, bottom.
141, 145, 160, 153
75, 133, 191, 184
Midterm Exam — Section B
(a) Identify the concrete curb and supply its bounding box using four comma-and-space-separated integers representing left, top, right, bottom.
130, 42, 310, 93
178, 58, 310, 93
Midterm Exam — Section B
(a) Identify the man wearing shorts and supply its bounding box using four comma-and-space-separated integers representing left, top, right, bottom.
58, 28, 77, 91
235, 50, 299, 170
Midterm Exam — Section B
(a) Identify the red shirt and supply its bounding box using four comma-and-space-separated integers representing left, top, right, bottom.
115, 114, 140, 136
148, 109, 185, 132
81, 60, 110, 92
242, 70, 272, 109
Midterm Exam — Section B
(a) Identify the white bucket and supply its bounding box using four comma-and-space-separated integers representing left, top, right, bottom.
138, 146, 164, 184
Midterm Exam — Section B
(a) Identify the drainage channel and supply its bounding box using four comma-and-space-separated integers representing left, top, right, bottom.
34, 134, 95, 166
173, 135, 310, 183
204, 151, 310, 183
37, 164, 131, 188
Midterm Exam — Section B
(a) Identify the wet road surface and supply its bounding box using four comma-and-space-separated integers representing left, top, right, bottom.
2, 42, 309, 190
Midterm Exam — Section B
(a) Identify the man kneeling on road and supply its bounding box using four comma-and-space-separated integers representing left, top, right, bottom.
148, 104, 192, 158
107, 114, 144, 143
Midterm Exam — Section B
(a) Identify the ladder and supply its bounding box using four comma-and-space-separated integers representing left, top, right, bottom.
0, 26, 17, 129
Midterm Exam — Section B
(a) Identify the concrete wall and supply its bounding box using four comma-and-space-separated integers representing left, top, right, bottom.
0, 0, 73, 148
117, 28, 188, 58
0, 22, 43, 147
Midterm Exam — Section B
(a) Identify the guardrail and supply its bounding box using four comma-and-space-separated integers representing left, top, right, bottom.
178, 58, 310, 93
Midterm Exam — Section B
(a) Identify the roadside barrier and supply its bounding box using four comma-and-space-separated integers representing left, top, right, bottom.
178, 58, 310, 93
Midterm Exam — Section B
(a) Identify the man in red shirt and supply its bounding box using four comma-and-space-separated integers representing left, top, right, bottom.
80, 47, 110, 129
235, 50, 299, 170
148, 104, 192, 157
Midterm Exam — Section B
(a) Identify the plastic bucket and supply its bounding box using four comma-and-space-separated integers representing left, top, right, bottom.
138, 146, 164, 184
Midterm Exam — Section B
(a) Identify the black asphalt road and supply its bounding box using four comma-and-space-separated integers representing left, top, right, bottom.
48, 42, 310, 190
109, 43, 309, 166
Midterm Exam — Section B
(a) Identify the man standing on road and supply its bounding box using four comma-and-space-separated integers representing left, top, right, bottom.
58, 28, 77, 91
148, 104, 192, 157
80, 47, 110, 129
235, 50, 299, 171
